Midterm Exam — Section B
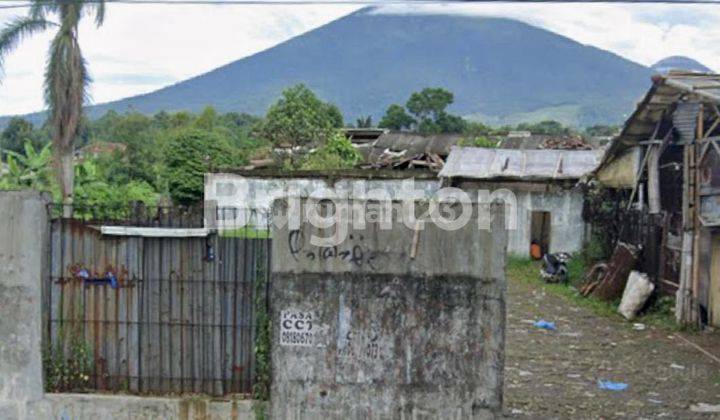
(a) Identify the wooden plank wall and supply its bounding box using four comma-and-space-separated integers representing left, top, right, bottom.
45, 219, 269, 396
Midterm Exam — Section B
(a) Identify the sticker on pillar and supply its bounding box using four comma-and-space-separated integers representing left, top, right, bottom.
280, 310, 326, 347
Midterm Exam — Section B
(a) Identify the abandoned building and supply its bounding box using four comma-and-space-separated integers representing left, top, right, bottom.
593, 71, 720, 327
438, 147, 603, 257
204, 169, 442, 227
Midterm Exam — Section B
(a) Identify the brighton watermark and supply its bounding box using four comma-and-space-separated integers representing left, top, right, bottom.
205, 175, 519, 246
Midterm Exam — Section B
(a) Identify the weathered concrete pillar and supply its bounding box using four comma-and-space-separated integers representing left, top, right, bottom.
0, 191, 49, 418
270, 199, 507, 419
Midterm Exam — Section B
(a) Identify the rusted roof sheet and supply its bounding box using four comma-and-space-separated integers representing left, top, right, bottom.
598, 72, 720, 171
439, 147, 603, 181
367, 132, 464, 165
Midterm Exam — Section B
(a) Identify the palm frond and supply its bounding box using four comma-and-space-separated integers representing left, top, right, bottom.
44, 28, 88, 152
28, 0, 55, 20
0, 16, 55, 76
89, 0, 106, 27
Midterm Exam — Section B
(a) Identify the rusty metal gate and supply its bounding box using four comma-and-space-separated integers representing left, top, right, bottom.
43, 205, 270, 396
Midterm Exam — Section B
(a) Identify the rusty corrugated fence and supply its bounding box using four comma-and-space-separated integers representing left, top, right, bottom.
43, 206, 270, 396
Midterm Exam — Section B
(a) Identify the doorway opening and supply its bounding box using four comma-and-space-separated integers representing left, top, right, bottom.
530, 211, 551, 258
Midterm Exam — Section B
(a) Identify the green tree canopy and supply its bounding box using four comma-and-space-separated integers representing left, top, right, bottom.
163, 128, 238, 205
301, 131, 362, 170
355, 115, 373, 128
1, 117, 42, 156
378, 104, 415, 131
406, 87, 454, 121
260, 84, 343, 149
379, 88, 466, 134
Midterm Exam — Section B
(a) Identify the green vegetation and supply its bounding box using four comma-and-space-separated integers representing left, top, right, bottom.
0, 105, 262, 207
458, 135, 498, 148
0, 82, 615, 209
301, 131, 362, 170
0, 142, 54, 191
43, 332, 94, 393
506, 257, 677, 330
0, 117, 45, 155
163, 128, 240, 205
253, 247, 271, 420
379, 87, 466, 134
378, 104, 415, 131
260, 84, 342, 149
0, 0, 107, 211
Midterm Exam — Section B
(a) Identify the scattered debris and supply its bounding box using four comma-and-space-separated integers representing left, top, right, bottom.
363, 152, 446, 171
633, 323, 646, 331
670, 363, 685, 370
518, 370, 533, 377
618, 271, 655, 320
690, 403, 720, 413
539, 136, 593, 150
581, 242, 639, 301
534, 320, 557, 330
648, 399, 663, 404
598, 380, 628, 391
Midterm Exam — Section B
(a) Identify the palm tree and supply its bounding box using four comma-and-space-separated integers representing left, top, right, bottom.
0, 0, 105, 215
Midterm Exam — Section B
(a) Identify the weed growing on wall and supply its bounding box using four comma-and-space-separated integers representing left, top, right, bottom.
43, 333, 94, 392
253, 241, 272, 419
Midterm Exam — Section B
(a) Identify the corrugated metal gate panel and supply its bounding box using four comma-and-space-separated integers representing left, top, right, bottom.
45, 218, 269, 395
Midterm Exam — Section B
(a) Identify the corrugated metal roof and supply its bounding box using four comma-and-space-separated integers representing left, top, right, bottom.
439, 147, 603, 181
370, 132, 462, 156
597, 72, 720, 171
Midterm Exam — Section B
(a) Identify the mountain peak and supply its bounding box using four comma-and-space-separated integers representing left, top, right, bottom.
652, 56, 713, 74
4, 12, 654, 127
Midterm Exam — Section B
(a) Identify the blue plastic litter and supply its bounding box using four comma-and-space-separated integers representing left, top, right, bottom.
598, 380, 628, 391
106, 271, 119, 289
533, 320, 556, 330
77, 268, 90, 279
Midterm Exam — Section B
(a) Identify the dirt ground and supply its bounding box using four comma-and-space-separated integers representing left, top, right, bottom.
504, 263, 720, 419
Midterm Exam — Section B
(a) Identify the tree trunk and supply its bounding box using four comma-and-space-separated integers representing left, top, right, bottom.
57, 150, 74, 217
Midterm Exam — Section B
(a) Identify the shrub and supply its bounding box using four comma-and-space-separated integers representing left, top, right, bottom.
300, 131, 362, 170
44, 334, 94, 393
163, 128, 238, 205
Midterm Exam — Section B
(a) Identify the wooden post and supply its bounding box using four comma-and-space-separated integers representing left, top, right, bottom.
647, 144, 661, 214
677, 112, 695, 324
691, 104, 704, 326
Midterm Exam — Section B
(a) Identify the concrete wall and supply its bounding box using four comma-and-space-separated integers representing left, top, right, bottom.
0, 191, 48, 419
45, 394, 255, 420
460, 182, 587, 257
0, 191, 259, 419
270, 199, 507, 419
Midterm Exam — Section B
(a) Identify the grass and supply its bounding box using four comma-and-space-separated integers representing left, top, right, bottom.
219, 226, 271, 239
506, 256, 679, 330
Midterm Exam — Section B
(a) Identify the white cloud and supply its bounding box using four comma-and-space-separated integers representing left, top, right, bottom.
1, 2, 719, 117
0, 3, 360, 115
375, 3, 720, 70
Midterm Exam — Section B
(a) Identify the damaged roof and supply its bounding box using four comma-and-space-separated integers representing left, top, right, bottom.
439, 147, 603, 181
367, 132, 463, 163
598, 72, 720, 170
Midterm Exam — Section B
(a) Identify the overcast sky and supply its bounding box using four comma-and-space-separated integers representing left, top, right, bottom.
0, 2, 719, 116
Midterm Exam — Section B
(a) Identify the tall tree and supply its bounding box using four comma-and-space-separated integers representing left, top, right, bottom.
406, 88, 454, 121
260, 84, 341, 149
1, 117, 41, 156
0, 0, 106, 214
378, 104, 415, 131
